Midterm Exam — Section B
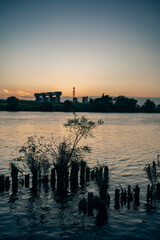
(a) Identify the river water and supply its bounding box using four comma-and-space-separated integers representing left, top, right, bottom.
0, 112, 160, 239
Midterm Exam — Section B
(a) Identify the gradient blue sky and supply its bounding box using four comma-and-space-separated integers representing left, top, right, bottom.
0, 0, 160, 99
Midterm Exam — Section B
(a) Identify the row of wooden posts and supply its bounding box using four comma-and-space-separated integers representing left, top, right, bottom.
0, 163, 109, 194
0, 164, 160, 207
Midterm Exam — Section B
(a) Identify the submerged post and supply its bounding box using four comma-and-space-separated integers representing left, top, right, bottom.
91, 170, 95, 180
11, 163, 18, 194
115, 188, 120, 210
134, 184, 140, 206
88, 192, 94, 216
86, 167, 90, 182
80, 160, 86, 187
50, 168, 56, 190
104, 166, 109, 180
96, 199, 108, 226
32, 170, 38, 194
0, 175, 5, 192
4, 176, 10, 191
25, 174, 29, 188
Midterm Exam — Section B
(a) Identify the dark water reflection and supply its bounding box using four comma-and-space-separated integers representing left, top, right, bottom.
0, 182, 160, 240
0, 112, 160, 239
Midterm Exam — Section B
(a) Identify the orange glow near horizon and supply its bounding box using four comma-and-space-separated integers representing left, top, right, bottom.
0, 1, 160, 99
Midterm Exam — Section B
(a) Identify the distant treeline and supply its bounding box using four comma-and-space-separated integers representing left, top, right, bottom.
0, 95, 160, 113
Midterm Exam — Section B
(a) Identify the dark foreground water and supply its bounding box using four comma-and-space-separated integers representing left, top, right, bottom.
0, 112, 160, 239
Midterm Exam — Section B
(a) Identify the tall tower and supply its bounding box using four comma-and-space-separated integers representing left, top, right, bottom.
73, 87, 75, 98
72, 87, 77, 103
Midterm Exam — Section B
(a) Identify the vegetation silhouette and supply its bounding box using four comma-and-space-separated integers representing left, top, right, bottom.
0, 94, 160, 112
13, 114, 103, 196
6, 96, 19, 111
141, 99, 156, 112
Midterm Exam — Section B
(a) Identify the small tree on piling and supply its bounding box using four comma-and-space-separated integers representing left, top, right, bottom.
144, 161, 160, 200
14, 136, 50, 190
144, 161, 159, 187
47, 114, 103, 193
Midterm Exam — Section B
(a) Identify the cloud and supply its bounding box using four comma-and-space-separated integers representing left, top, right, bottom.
16, 90, 30, 96
0, 88, 33, 99
2, 89, 10, 94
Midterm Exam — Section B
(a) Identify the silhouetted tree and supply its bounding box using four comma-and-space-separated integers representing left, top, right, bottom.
14, 136, 50, 187
64, 100, 75, 112
46, 114, 104, 193
141, 99, 156, 112
114, 96, 138, 112
157, 104, 160, 112
6, 96, 19, 111
89, 94, 114, 112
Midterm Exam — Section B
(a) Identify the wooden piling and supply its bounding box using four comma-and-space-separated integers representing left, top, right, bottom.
50, 168, 56, 190
86, 167, 90, 182
25, 174, 29, 188
4, 176, 10, 190
96, 199, 108, 225
91, 170, 95, 181
100, 180, 108, 201
134, 185, 140, 206
88, 192, 94, 216
80, 160, 86, 187
104, 166, 109, 180
11, 163, 18, 194
79, 198, 87, 214
0, 175, 5, 192
32, 170, 38, 193
115, 188, 120, 210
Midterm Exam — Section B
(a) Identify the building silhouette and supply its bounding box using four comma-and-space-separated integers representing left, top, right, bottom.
34, 92, 62, 103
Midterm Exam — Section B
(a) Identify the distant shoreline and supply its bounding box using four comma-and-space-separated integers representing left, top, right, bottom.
0, 95, 160, 113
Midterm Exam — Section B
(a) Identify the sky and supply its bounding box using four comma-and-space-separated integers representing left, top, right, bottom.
0, 0, 160, 99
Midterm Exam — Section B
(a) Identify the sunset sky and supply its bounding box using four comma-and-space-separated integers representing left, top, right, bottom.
0, 0, 160, 99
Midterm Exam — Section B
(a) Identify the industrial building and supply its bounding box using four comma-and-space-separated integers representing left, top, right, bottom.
34, 92, 62, 103
82, 96, 88, 103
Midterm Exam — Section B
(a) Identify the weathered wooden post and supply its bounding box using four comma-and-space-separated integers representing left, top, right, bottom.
25, 174, 29, 188
64, 169, 69, 189
80, 160, 86, 187
70, 161, 79, 191
115, 188, 120, 210
88, 192, 94, 216
32, 169, 38, 194
134, 184, 140, 206
86, 167, 90, 182
50, 168, 56, 190
42, 175, 49, 193
104, 166, 109, 180
56, 164, 68, 196
95, 167, 103, 183
121, 188, 127, 205
100, 180, 108, 201
99, 167, 103, 180
79, 197, 87, 214
91, 170, 95, 180
0, 175, 4, 192
96, 199, 108, 225
4, 176, 10, 191
11, 163, 18, 194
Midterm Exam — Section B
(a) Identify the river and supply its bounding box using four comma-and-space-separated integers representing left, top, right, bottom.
0, 112, 160, 239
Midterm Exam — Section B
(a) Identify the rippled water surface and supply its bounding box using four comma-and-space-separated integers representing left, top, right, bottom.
0, 112, 160, 239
